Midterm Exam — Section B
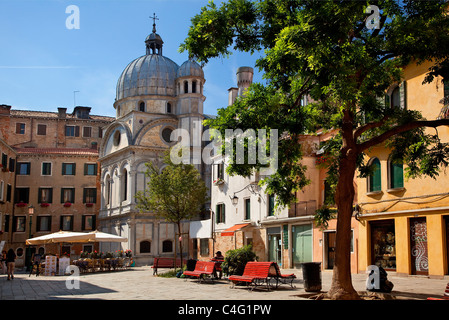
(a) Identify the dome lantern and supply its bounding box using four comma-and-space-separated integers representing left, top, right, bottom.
145, 13, 163, 56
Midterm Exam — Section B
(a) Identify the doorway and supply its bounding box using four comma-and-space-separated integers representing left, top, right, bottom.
325, 231, 336, 269
292, 224, 312, 267
268, 231, 282, 265
410, 217, 429, 275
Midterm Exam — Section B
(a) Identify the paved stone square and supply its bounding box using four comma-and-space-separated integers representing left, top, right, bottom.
1, 266, 448, 301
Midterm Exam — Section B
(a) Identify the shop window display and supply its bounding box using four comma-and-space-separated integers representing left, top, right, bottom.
371, 220, 396, 270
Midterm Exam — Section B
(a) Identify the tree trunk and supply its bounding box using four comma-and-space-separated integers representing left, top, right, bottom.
327, 149, 360, 300
177, 222, 184, 270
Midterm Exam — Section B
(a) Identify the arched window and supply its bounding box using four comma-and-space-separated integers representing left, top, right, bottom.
140, 240, 151, 253
139, 101, 145, 112
162, 240, 173, 253
105, 175, 111, 205
184, 81, 189, 94
122, 168, 128, 201
389, 158, 404, 189
368, 158, 381, 192
167, 102, 172, 114
391, 86, 400, 108
192, 80, 197, 93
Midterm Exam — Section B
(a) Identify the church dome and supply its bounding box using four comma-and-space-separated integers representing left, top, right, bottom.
116, 54, 179, 100
177, 60, 204, 78
116, 17, 180, 101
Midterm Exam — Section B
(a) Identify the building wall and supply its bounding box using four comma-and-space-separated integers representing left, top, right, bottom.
356, 60, 449, 277
0, 105, 113, 266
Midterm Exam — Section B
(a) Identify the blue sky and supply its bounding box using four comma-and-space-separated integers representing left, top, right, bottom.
0, 0, 264, 117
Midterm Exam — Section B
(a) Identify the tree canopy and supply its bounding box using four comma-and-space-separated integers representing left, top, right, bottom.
181, 0, 449, 299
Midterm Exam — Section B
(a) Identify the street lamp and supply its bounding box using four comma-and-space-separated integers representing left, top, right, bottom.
26, 205, 34, 271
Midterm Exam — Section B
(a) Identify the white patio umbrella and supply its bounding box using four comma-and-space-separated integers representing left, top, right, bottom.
25, 231, 92, 245
86, 230, 127, 242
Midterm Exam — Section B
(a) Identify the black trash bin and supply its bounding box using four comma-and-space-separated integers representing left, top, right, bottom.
301, 262, 322, 292
186, 259, 197, 272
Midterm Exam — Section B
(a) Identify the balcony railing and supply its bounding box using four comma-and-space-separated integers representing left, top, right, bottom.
288, 200, 317, 218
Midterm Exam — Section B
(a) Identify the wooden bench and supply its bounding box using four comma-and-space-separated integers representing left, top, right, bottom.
183, 261, 216, 283
273, 263, 297, 288
228, 261, 277, 291
152, 257, 184, 275
427, 283, 449, 300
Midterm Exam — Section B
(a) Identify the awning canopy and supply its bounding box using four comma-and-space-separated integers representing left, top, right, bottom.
26, 230, 127, 245
221, 223, 251, 236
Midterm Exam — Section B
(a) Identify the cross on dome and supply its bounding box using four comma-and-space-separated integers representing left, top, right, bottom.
151, 13, 159, 33
145, 13, 163, 55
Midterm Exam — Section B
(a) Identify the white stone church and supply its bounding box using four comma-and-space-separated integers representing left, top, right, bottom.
98, 20, 211, 265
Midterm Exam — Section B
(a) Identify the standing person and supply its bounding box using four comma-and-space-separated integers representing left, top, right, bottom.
0, 251, 6, 274
29, 252, 42, 277
6, 248, 16, 280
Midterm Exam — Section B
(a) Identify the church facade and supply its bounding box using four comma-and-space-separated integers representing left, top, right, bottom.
98, 21, 210, 266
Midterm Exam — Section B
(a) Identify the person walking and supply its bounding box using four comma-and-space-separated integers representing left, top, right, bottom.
0, 250, 6, 274
6, 248, 16, 280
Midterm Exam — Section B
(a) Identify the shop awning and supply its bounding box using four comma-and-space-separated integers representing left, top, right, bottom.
221, 223, 251, 236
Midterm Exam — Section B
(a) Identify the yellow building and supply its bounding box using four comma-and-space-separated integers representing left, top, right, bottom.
357, 61, 449, 278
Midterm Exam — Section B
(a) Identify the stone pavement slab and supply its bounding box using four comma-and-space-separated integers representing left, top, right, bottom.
1, 266, 448, 301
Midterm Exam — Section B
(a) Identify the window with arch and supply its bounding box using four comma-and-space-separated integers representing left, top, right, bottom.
389, 82, 406, 110
122, 168, 128, 201
389, 158, 404, 189
162, 240, 173, 253
105, 175, 111, 205
139, 101, 146, 112
368, 158, 381, 192
184, 81, 189, 94
140, 240, 151, 253
167, 102, 172, 114
192, 80, 197, 93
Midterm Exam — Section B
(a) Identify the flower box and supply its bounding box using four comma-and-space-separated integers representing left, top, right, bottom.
63, 202, 72, 207
16, 202, 27, 207
213, 178, 224, 186
85, 203, 94, 207
40, 203, 50, 207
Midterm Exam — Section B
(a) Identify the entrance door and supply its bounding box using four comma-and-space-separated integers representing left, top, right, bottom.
446, 217, 449, 274
268, 234, 282, 265
410, 217, 429, 275
325, 231, 336, 269
292, 224, 312, 267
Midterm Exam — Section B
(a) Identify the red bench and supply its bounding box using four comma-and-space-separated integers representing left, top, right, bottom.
427, 283, 449, 300
183, 261, 216, 283
273, 263, 297, 288
228, 261, 277, 291
152, 257, 184, 275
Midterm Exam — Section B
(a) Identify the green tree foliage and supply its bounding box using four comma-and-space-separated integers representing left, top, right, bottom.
221, 245, 258, 276
135, 149, 209, 268
181, 0, 449, 299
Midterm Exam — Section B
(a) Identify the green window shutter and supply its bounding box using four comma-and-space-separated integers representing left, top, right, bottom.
390, 162, 404, 189
245, 198, 251, 220
369, 158, 381, 192
268, 194, 275, 216
216, 204, 220, 223
222, 204, 225, 224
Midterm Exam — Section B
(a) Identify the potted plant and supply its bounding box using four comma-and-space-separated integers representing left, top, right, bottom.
16, 202, 27, 207
40, 203, 50, 207
63, 202, 72, 207
85, 203, 94, 207
213, 178, 224, 186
